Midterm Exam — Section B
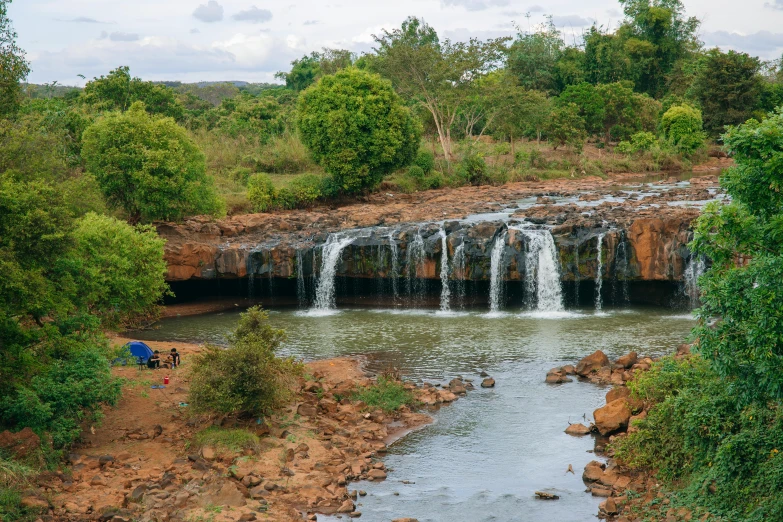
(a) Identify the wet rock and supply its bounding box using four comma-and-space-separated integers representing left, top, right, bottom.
565, 423, 591, 436
479, 371, 489, 377
615, 352, 638, 369
367, 469, 387, 481
582, 461, 605, 483
535, 491, 560, 500
605, 386, 631, 403
337, 499, 355, 513
391, 519, 419, 522
562, 365, 576, 375
591, 485, 612, 497
594, 399, 632, 435
480, 378, 495, 388
448, 379, 467, 395
545, 368, 572, 384
576, 350, 610, 377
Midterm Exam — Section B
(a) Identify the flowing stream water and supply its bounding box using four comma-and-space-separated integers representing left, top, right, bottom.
488, 231, 507, 314
518, 228, 564, 314
595, 233, 605, 312
312, 234, 355, 312
132, 306, 696, 522
439, 228, 451, 312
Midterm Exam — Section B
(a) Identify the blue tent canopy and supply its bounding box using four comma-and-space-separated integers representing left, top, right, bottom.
125, 341, 154, 363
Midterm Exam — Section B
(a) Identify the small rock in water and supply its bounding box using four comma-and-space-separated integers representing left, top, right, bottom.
481, 377, 495, 388
535, 491, 560, 500
479, 371, 489, 377
564, 423, 591, 436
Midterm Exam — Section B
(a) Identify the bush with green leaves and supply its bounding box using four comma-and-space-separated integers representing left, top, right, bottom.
414, 149, 435, 173
82, 101, 223, 223
297, 68, 421, 193
544, 103, 587, 152
188, 307, 303, 416
352, 377, 415, 413
407, 165, 426, 181
616, 131, 658, 154
457, 151, 489, 185
661, 105, 705, 154
247, 173, 276, 212
280, 173, 323, 208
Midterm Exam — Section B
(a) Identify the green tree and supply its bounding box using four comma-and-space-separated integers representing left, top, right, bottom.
583, 26, 631, 85
544, 103, 587, 152
276, 48, 355, 92
68, 213, 169, 327
596, 82, 660, 143
660, 104, 705, 153
493, 89, 551, 145
617, 0, 700, 97
189, 307, 302, 415
691, 108, 783, 402
553, 46, 586, 93
372, 17, 508, 162
556, 82, 605, 136
297, 68, 420, 193
82, 101, 222, 223
0, 0, 29, 117
83, 66, 184, 120
689, 49, 763, 136
507, 18, 564, 94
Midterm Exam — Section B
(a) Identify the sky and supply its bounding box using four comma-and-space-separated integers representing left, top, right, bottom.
10, 0, 783, 86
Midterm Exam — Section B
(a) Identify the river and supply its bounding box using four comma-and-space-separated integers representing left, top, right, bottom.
131, 305, 695, 522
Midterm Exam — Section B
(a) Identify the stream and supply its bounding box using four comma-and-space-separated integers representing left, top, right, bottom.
131, 305, 696, 522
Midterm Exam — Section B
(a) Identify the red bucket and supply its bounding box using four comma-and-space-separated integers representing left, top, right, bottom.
163, 376, 170, 385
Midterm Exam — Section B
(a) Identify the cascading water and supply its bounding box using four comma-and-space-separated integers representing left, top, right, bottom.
488, 231, 507, 313
296, 249, 306, 307
405, 230, 426, 303
573, 240, 581, 306
388, 232, 400, 302
453, 242, 467, 308
439, 228, 451, 312
594, 233, 605, 312
684, 255, 706, 308
615, 232, 630, 305
521, 228, 564, 312
312, 234, 355, 311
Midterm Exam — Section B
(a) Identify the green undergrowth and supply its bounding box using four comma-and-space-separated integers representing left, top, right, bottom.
352, 377, 416, 413
612, 355, 783, 521
0, 457, 42, 522
192, 427, 260, 453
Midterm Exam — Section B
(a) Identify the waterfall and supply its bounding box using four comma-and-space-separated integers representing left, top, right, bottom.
684, 255, 706, 308
388, 232, 400, 302
296, 249, 306, 307
453, 242, 467, 308
615, 232, 630, 305
521, 228, 564, 312
405, 230, 426, 302
313, 234, 354, 311
595, 233, 605, 312
439, 228, 451, 312
488, 231, 507, 313
573, 240, 580, 306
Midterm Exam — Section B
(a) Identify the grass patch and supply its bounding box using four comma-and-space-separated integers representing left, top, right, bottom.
0, 458, 40, 522
192, 427, 260, 453
352, 377, 415, 413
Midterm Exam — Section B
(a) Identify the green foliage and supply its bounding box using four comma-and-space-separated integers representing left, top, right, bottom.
544, 103, 587, 152
595, 82, 660, 143
83, 66, 184, 120
556, 82, 605, 136
661, 104, 705, 153
82, 101, 223, 223
690, 49, 764, 136
247, 173, 276, 212
68, 213, 169, 328
276, 173, 323, 209
507, 18, 565, 94
297, 68, 420, 193
188, 307, 303, 416
457, 151, 489, 185
617, 131, 658, 154
277, 48, 355, 92
352, 377, 415, 413
414, 149, 435, 173
192, 427, 260, 453
407, 165, 425, 180
0, 0, 29, 117
583, 27, 630, 85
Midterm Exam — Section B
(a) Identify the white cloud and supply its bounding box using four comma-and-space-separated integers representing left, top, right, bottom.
765, 0, 783, 10
232, 6, 273, 23
442, 0, 509, 11
193, 1, 223, 23
58, 16, 112, 24
551, 15, 593, 27
109, 32, 141, 42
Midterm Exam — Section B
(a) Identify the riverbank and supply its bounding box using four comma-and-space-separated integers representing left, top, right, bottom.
23, 336, 473, 522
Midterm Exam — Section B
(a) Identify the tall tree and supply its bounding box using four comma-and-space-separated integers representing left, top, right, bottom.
276, 48, 355, 92
689, 49, 763, 136
583, 26, 631, 85
0, 0, 29, 117
83, 66, 184, 119
618, 0, 700, 97
372, 17, 508, 162
507, 18, 564, 94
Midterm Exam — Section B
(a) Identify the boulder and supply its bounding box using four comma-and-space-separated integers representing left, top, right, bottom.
201, 446, 216, 460
297, 403, 318, 417
337, 499, 355, 513
448, 379, 467, 395
200, 481, 246, 507
605, 386, 631, 403
545, 368, 572, 384
576, 350, 610, 377
615, 352, 638, 369
564, 423, 591, 436
582, 461, 605, 483
480, 378, 495, 388
367, 469, 387, 480
594, 399, 632, 435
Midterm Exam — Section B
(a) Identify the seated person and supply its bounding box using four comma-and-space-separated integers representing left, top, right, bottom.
169, 348, 181, 369
147, 350, 161, 369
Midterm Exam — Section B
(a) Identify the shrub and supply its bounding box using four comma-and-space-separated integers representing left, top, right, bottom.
617, 131, 658, 155
543, 103, 587, 152
661, 105, 705, 154
297, 68, 421, 193
458, 152, 489, 185
414, 149, 435, 173
188, 307, 303, 416
422, 172, 444, 189
283, 173, 323, 208
247, 174, 276, 212
230, 167, 252, 186
352, 377, 415, 413
493, 142, 512, 156
82, 102, 223, 223
407, 165, 425, 180
255, 133, 314, 174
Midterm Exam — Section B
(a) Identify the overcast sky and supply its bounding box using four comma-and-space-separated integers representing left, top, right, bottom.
10, 0, 783, 86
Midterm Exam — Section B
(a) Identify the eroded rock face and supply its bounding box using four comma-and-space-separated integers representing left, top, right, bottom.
157, 177, 715, 286
576, 350, 610, 377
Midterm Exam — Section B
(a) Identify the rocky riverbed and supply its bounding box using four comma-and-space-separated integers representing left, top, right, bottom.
2, 337, 479, 522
